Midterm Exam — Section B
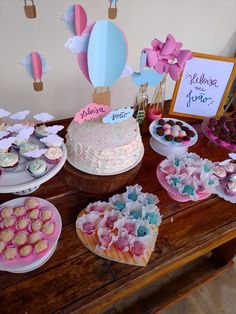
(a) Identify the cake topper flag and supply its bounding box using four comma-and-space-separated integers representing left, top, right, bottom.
24, 0, 37, 19
63, 4, 127, 105
103, 107, 134, 124
21, 52, 47, 92
108, 0, 118, 19
74, 103, 110, 124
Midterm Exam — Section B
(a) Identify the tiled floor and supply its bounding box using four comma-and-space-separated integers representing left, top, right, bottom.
163, 259, 236, 314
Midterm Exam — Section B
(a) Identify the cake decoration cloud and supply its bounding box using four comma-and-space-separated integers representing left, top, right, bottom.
10, 110, 30, 120
45, 125, 64, 135
219, 159, 233, 166
65, 33, 90, 53
34, 113, 54, 123
0, 131, 10, 140
16, 127, 34, 141
40, 134, 64, 145
6, 124, 25, 133
0, 108, 11, 118
228, 153, 236, 160
24, 148, 47, 158
0, 137, 16, 150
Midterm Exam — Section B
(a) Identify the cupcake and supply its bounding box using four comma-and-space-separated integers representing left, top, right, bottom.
164, 129, 171, 135
229, 173, 236, 182
225, 181, 236, 196
25, 198, 40, 210
0, 152, 19, 171
34, 240, 48, 254
43, 147, 63, 164
163, 123, 171, 130
223, 163, 235, 173
157, 119, 165, 126
34, 125, 50, 139
164, 135, 173, 142
27, 159, 47, 178
156, 127, 164, 136
19, 143, 39, 159
181, 136, 191, 144
175, 121, 183, 127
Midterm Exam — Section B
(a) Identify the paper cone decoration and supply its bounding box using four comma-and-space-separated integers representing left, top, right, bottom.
24, 0, 36, 19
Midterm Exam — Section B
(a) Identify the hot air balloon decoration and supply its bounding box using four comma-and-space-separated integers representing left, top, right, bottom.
24, 0, 37, 19
108, 0, 118, 20
21, 52, 47, 92
63, 4, 127, 105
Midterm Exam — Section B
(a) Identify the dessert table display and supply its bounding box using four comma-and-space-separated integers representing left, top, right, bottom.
0, 115, 235, 314
149, 118, 198, 157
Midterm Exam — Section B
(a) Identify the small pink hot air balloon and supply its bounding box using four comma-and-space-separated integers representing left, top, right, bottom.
21, 52, 47, 92
32, 52, 43, 91
74, 4, 87, 36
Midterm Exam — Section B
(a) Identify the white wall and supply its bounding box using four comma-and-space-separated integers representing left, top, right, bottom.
0, 0, 236, 120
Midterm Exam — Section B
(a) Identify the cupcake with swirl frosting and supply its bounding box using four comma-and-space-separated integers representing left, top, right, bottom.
43, 147, 62, 164
27, 158, 47, 178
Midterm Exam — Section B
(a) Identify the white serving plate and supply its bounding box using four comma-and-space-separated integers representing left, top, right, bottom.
0, 136, 67, 194
67, 144, 144, 176
0, 197, 62, 273
149, 118, 198, 157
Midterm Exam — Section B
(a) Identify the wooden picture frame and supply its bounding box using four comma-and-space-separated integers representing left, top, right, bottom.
169, 52, 236, 119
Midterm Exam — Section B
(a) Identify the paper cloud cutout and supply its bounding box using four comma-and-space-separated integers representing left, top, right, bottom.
6, 124, 25, 133
40, 134, 64, 145
229, 153, 236, 160
121, 64, 134, 78
132, 51, 165, 86
45, 125, 64, 135
132, 70, 164, 87
16, 127, 34, 141
65, 33, 90, 53
219, 159, 233, 166
0, 131, 10, 140
0, 137, 16, 150
0, 108, 11, 118
34, 112, 54, 123
10, 110, 30, 120
24, 148, 47, 158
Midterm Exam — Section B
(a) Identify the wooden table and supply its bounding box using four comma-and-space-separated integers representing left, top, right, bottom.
0, 117, 235, 314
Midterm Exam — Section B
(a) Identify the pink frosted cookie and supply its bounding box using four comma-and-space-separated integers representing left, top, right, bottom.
28, 231, 43, 244
25, 198, 40, 210
0, 207, 13, 219
41, 208, 53, 221
19, 245, 33, 257
42, 221, 55, 235
17, 217, 30, 230
2, 217, 16, 228
14, 206, 26, 217
27, 208, 40, 220
13, 231, 28, 246
34, 240, 48, 254
0, 229, 14, 242
31, 219, 43, 232
3, 247, 17, 260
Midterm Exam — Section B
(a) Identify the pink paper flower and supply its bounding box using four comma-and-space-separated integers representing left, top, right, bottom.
143, 34, 192, 81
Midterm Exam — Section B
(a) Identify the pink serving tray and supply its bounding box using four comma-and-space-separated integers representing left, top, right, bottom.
0, 197, 62, 272
156, 165, 211, 202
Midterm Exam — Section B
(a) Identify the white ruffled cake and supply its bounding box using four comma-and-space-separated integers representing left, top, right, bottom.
66, 117, 143, 175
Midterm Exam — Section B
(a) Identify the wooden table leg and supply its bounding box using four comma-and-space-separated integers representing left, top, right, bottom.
211, 238, 236, 264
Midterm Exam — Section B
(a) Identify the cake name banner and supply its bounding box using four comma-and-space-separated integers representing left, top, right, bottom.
103, 107, 134, 124
169, 52, 236, 119
74, 103, 110, 124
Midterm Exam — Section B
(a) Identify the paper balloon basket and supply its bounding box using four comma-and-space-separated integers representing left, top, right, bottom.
33, 81, 43, 92
24, 0, 36, 19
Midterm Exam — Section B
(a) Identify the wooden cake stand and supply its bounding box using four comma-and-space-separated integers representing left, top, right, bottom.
59, 157, 143, 195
